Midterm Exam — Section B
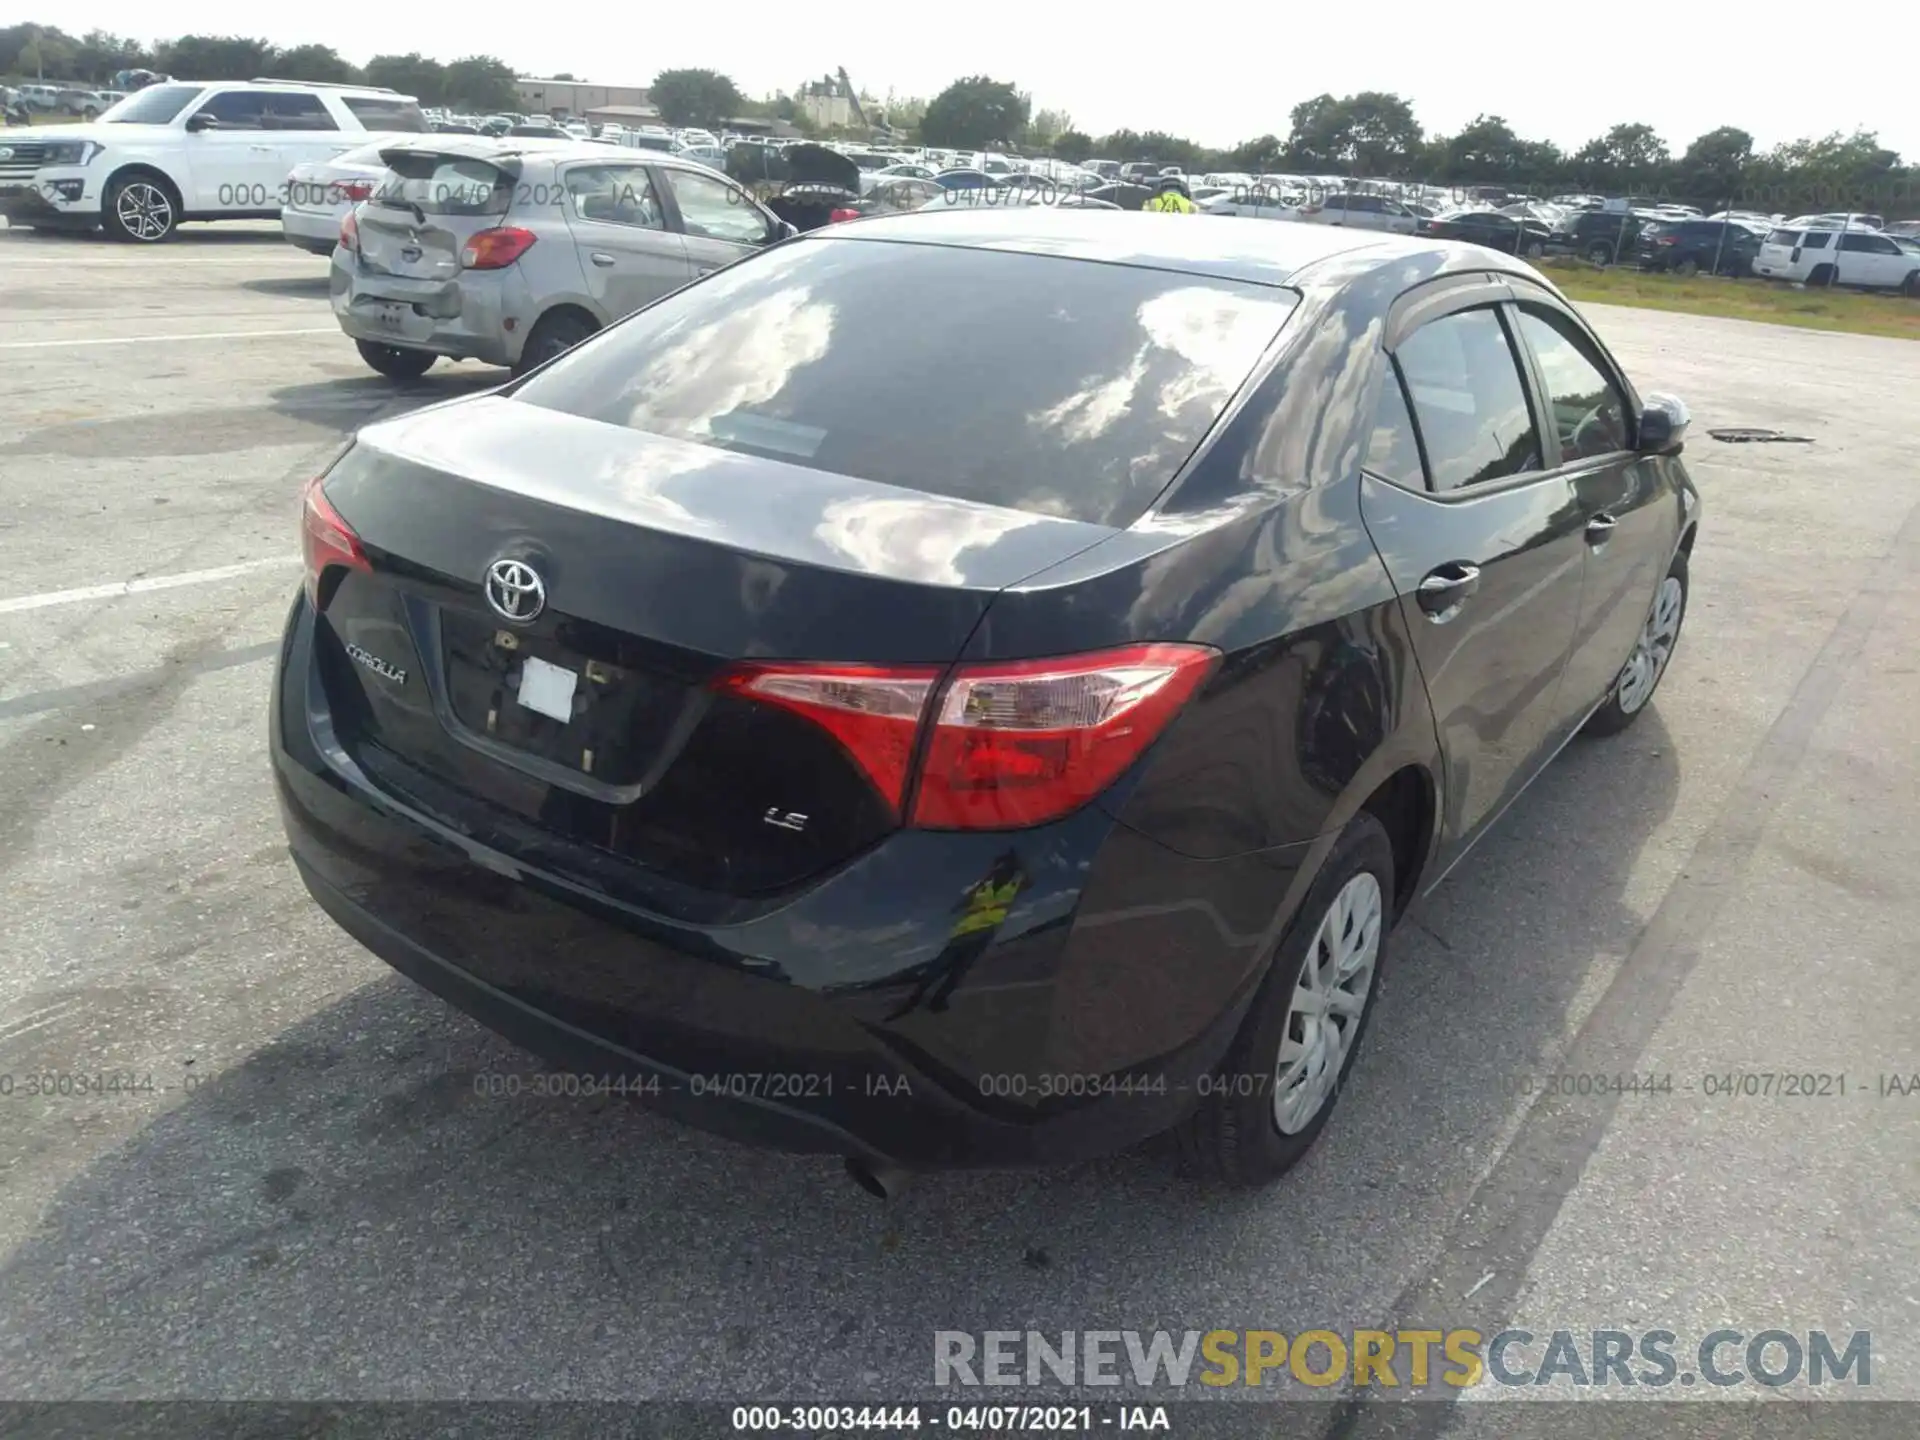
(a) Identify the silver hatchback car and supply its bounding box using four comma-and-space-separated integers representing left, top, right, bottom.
331, 138, 796, 379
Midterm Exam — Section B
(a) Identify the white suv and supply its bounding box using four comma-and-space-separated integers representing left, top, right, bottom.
1754, 225, 1920, 293
0, 79, 428, 243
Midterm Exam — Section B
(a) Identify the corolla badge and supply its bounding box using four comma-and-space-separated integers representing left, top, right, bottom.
485, 558, 545, 622
343, 641, 407, 685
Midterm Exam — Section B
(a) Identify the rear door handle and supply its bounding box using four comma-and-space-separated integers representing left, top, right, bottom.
589, 252, 615, 267
1416, 562, 1481, 620
696, 266, 717, 276
1586, 512, 1619, 545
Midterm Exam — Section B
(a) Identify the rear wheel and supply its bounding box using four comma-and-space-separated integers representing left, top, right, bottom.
1903, 270, 1920, 298
512, 309, 598, 377
1807, 263, 1835, 287
1584, 241, 1613, 266
1585, 550, 1688, 737
1522, 239, 1545, 258
354, 339, 435, 379
1176, 812, 1393, 1186
1674, 257, 1699, 277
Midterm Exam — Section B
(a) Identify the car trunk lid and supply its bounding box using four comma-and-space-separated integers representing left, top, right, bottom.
308, 396, 1118, 896
355, 144, 523, 281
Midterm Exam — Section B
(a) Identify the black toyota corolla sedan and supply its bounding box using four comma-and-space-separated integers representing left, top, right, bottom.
274, 210, 1700, 1191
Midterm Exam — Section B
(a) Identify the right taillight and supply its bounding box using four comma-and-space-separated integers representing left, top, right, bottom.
711, 643, 1217, 831
461, 226, 537, 270
301, 472, 368, 605
829, 207, 861, 224
338, 207, 359, 252
912, 645, 1218, 829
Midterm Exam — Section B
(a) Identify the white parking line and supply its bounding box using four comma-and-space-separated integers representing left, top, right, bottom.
0, 556, 299, 616
0, 327, 336, 350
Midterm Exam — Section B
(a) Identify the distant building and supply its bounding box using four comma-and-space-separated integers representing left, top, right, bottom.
799, 90, 854, 130
515, 78, 656, 122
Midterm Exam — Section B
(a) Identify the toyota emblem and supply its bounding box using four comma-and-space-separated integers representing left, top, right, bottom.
485, 558, 546, 622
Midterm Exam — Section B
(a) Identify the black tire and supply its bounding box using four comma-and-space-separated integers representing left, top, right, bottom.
102, 171, 179, 243
1584, 242, 1613, 266
1674, 257, 1699, 277
1523, 239, 1545, 259
1584, 548, 1689, 738
1806, 263, 1835, 288
354, 339, 435, 379
1176, 811, 1395, 1187
1902, 270, 1920, 298
512, 309, 598, 377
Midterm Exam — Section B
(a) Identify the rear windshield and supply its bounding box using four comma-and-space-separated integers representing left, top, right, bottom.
511, 237, 1298, 527
342, 96, 430, 132
1766, 228, 1801, 246
372, 155, 511, 216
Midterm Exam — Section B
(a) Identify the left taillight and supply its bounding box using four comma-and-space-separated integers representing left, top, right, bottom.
711, 643, 1218, 831
338, 207, 359, 252
461, 226, 538, 270
339, 179, 373, 203
829, 207, 861, 224
300, 472, 368, 606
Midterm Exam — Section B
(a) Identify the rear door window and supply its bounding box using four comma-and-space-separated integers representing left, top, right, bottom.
1363, 366, 1426, 489
565, 164, 666, 229
510, 237, 1299, 527
259, 92, 338, 132
1801, 231, 1833, 250
342, 96, 431, 133
1393, 307, 1541, 493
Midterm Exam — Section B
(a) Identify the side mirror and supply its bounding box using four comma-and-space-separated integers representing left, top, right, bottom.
185, 110, 216, 133
1638, 393, 1689, 455
772, 219, 798, 242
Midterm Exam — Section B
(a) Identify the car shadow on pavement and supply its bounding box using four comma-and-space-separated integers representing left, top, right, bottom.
242, 275, 332, 298
0, 715, 1680, 1398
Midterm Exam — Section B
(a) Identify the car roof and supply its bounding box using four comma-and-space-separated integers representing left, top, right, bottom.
808, 207, 1520, 289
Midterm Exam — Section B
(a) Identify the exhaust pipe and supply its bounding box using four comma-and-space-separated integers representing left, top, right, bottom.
845, 1156, 913, 1201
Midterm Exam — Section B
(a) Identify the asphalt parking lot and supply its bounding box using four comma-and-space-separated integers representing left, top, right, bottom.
1, 221, 1917, 1424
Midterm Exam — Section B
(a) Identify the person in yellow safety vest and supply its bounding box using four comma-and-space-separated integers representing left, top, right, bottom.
1145, 175, 1196, 213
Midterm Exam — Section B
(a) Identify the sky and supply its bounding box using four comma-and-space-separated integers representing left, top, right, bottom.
41, 2, 1920, 161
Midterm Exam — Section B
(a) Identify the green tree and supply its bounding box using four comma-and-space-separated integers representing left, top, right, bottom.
155, 35, 277, 80
440, 54, 517, 112
364, 53, 447, 107
276, 43, 357, 85
1434, 114, 1522, 183
74, 30, 152, 83
650, 67, 744, 129
1573, 122, 1671, 192
1284, 92, 1423, 175
549, 71, 578, 81
1224, 134, 1286, 173
1029, 107, 1073, 146
1676, 126, 1754, 207
920, 76, 1029, 149
1052, 129, 1092, 160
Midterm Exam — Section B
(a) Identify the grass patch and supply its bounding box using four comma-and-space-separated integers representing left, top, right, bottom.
1541, 259, 1920, 342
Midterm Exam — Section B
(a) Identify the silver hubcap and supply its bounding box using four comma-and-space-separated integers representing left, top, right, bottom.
116, 182, 172, 241
1616, 575, 1684, 715
1273, 871, 1382, 1135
